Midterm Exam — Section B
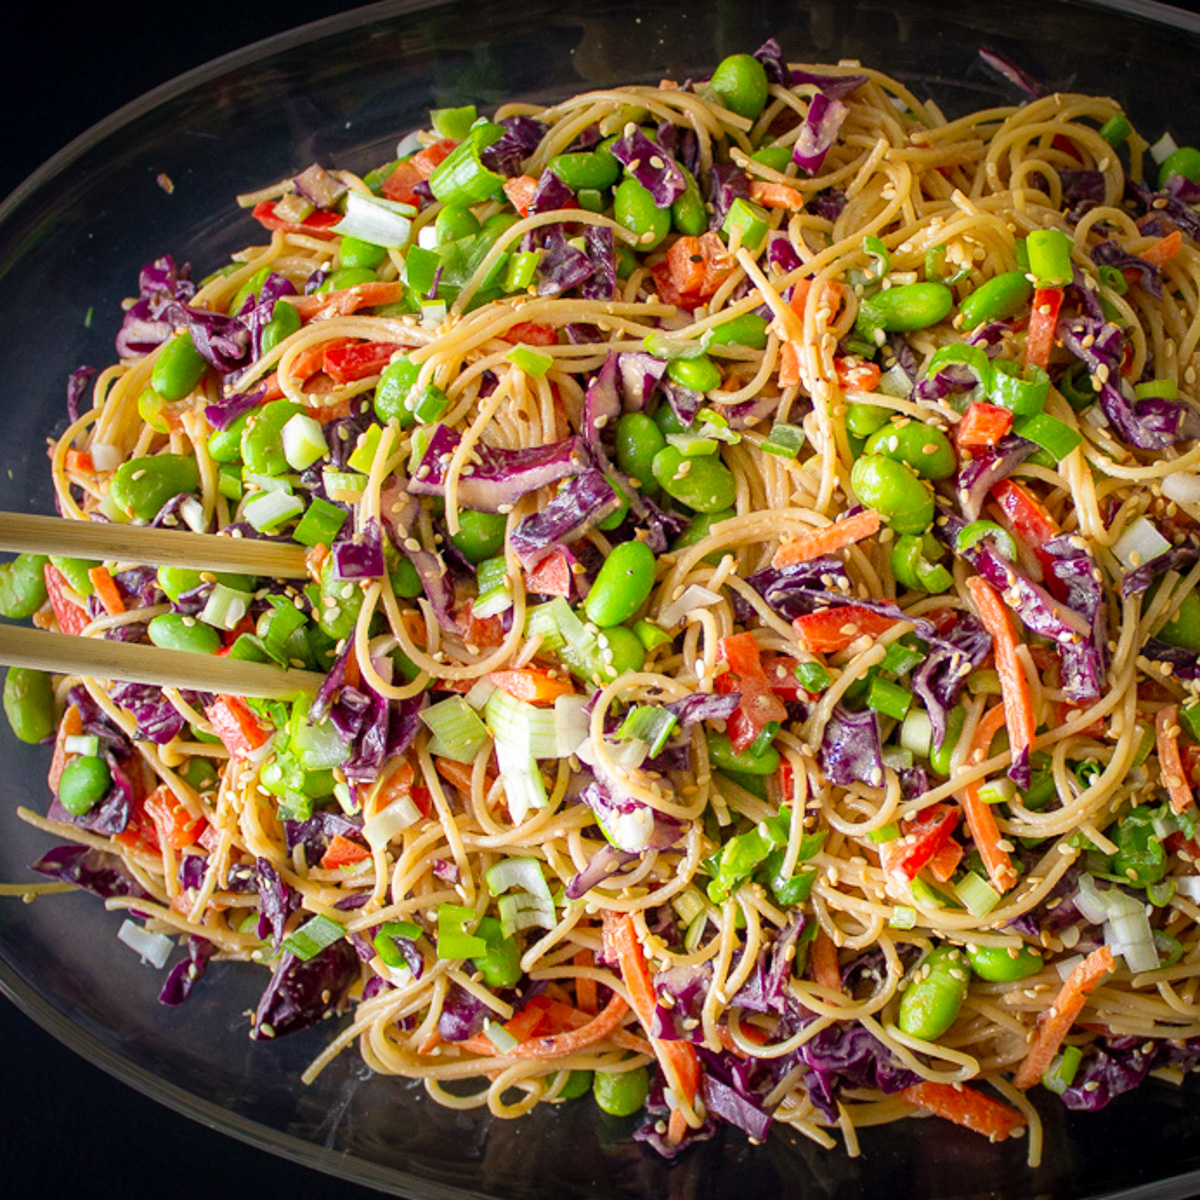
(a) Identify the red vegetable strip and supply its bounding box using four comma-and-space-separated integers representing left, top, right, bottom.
957, 401, 1013, 449
957, 703, 1018, 893
1024, 285, 1063, 371
1156, 703, 1195, 814
792, 605, 897, 654
901, 1081, 1028, 1142
1013, 946, 1116, 1090
87, 565, 125, 616
772, 508, 881, 569
43, 562, 90, 636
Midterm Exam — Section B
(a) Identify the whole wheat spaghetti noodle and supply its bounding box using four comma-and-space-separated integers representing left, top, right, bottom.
7, 38, 1200, 1166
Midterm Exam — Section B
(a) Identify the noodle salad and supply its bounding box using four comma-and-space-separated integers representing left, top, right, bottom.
5, 38, 1200, 1163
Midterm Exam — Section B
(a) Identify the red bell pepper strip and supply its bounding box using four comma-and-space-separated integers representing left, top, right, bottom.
715, 633, 789, 754
204, 695, 268, 757
957, 402, 1013, 449
251, 201, 342, 240
792, 606, 897, 654
879, 803, 962, 882
1024, 286, 1063, 371
322, 341, 404, 383
43, 563, 90, 635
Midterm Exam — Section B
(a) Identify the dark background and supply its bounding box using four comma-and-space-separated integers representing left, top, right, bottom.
1, 11, 388, 1198
5, 2, 1200, 1199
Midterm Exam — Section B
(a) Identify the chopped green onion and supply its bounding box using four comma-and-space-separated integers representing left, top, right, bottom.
482, 1019, 519, 1053
721, 197, 770, 253
373, 920, 423, 969
346, 424, 384, 474
862, 234, 890, 279
643, 330, 706, 361
473, 556, 513, 618
485, 688, 560, 760
1026, 228, 1074, 287
1097, 264, 1128, 295
420, 695, 490, 763
967, 668, 1002, 696
989, 360, 1050, 416
243, 489, 304, 533
503, 250, 542, 293
869, 822, 900, 844
761, 422, 807, 459
64, 734, 100, 757
633, 619, 673, 651
331, 190, 416, 249
618, 705, 678, 756
430, 104, 478, 140
292, 496, 348, 548
281, 413, 329, 471
926, 343, 992, 395
978, 777, 1016, 806
199, 582, 253, 631
1098, 114, 1133, 148
428, 122, 508, 207
666, 433, 721, 457
888, 906, 918, 930
436, 903, 488, 959
412, 384, 450, 424
497, 890, 556, 938
900, 708, 933, 758
953, 871, 1002, 917
1012, 412, 1083, 461
1042, 1044, 1084, 1094
795, 661, 832, 695
956, 519, 1018, 562
1134, 378, 1178, 401
866, 676, 912, 721
322, 469, 367, 501
879, 640, 924, 677
506, 344, 555, 378
282, 913, 345, 961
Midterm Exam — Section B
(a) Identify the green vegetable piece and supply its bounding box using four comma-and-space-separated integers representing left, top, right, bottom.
671, 167, 708, 236
1098, 114, 1132, 148
898, 945, 971, 1041
180, 756, 220, 793
319, 266, 378, 293
750, 145, 793, 173
706, 730, 780, 776
147, 613, 222, 656
449, 509, 508, 564
1157, 588, 1200, 652
966, 943, 1044, 982
549, 151, 621, 191
650, 445, 737, 513
3, 667, 55, 744
207, 410, 253, 464
317, 557, 365, 641
0, 553, 49, 618
929, 704, 967, 776
584, 540, 657, 627
430, 123, 509, 208
108, 454, 200, 521
666, 353, 722, 394
434, 204, 483, 244
845, 402, 892, 439
849, 454, 934, 534
1159, 145, 1200, 189
559, 1070, 593, 1100
471, 916, 522, 989
339, 235, 390, 270
260, 299, 302, 355
615, 412, 667, 494
1112, 806, 1166, 887
151, 332, 208, 402
58, 754, 113, 816
707, 312, 770, 352
614, 177, 672, 251
855, 282, 954, 337
227, 266, 273, 320
957, 271, 1034, 329
990, 360, 1050, 416
593, 1066, 650, 1117
597, 624, 646, 677
721, 197, 770, 253
1026, 228, 1074, 288
241, 401, 305, 477
863, 420, 956, 481
430, 104, 479, 141
708, 53, 770, 119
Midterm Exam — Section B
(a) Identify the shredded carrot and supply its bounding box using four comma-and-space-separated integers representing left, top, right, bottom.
901, 1081, 1028, 1141
927, 837, 965, 883
87, 566, 125, 616
811, 928, 843, 992
748, 179, 806, 210
433, 756, 479, 796
957, 702, 1018, 892
488, 668, 575, 705
667, 1107, 689, 1146
788, 277, 845, 320
320, 834, 372, 870
48, 705, 83, 792
1014, 946, 1115, 1089
1156, 703, 1194, 814
64, 448, 95, 475
966, 577, 1035, 785
288, 281, 406, 322
772, 508, 881, 569
574, 949, 598, 1016
460, 992, 629, 1059
417, 1029, 444, 1055
605, 912, 700, 1120
777, 340, 802, 387
503, 174, 539, 217
1141, 228, 1182, 267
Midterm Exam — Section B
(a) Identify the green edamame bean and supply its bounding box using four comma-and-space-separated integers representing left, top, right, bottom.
241, 400, 305, 476
434, 205, 482, 244
845, 403, 892, 439
1159, 145, 1200, 189
260, 300, 302, 355
615, 413, 667, 493
864, 420, 956, 481
317, 558, 364, 640
1156, 588, 1200, 652
471, 917, 522, 989
616, 243, 638, 280
449, 510, 508, 564
559, 1070, 593, 1100
708, 53, 770, 120
0, 553, 49, 618
390, 555, 423, 599
375, 357, 421, 426
966, 943, 1044, 983
151, 333, 209, 402
593, 1066, 650, 1117
339, 235, 389, 270
898, 945, 970, 1040
666, 354, 722, 394
109, 454, 201, 521
929, 704, 967, 776
849, 454, 933, 533
671, 507, 735, 566
156, 566, 256, 604
671, 167, 708, 236
651, 445, 737, 513
856, 282, 954, 336
957, 271, 1034, 329
58, 754, 113, 816
549, 151, 621, 192
707, 312, 770, 352
597, 625, 646, 677
614, 177, 671, 251
706, 730, 780, 775
750, 145, 793, 173
652, 403, 689, 436
49, 556, 99, 598
584, 540, 657, 626
228, 266, 273, 319
3, 667, 55, 744
318, 266, 378, 292
207, 411, 253, 464
180, 756, 220, 793
147, 613, 222, 655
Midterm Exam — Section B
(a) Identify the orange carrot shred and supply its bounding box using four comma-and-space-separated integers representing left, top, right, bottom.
957, 703, 1018, 893
748, 179, 806, 210
772, 508, 881, 569
901, 1081, 1028, 1142
87, 566, 125, 616
1141, 229, 1182, 267
1156, 703, 1194, 814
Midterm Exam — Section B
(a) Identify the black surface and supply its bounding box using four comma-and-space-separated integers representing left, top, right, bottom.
2, 10, 384, 1197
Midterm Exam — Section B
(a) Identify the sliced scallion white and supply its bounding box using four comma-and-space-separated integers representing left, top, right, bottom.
493, 738, 548, 824
243, 489, 304, 533
485, 688, 560, 760
364, 793, 422, 851
64, 734, 100, 757
554, 693, 590, 758
658, 584, 722, 629
117, 920, 174, 969
420, 695, 490, 764
331, 189, 416, 248
199, 582, 253, 631
282, 413, 329, 471
900, 708, 933, 758
483, 1019, 520, 1053
953, 871, 1001, 917
1111, 515, 1170, 570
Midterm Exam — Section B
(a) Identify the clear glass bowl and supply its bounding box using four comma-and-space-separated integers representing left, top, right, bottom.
3, 1, 1200, 1196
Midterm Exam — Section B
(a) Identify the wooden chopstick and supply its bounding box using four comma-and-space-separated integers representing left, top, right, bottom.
0, 511, 311, 578
0, 624, 325, 698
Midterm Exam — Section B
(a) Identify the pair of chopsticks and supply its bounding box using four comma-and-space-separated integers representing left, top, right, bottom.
0, 512, 326, 698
